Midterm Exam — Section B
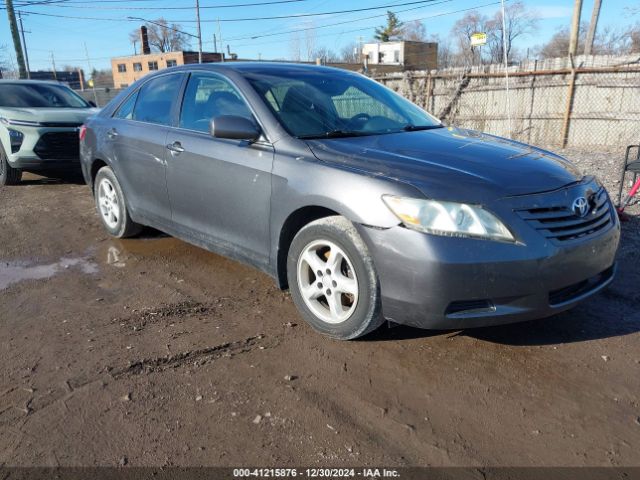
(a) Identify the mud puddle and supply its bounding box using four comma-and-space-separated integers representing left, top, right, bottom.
0, 257, 98, 290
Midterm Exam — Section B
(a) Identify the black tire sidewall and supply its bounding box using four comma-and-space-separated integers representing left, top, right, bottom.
94, 166, 134, 238
287, 217, 382, 340
0, 144, 22, 186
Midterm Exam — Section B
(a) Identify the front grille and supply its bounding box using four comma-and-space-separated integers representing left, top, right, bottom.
33, 132, 80, 160
549, 265, 615, 306
516, 188, 613, 243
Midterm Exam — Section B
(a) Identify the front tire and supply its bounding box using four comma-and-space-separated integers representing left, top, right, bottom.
94, 166, 142, 238
287, 216, 383, 340
0, 145, 22, 186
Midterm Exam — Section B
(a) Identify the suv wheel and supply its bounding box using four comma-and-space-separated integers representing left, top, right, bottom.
287, 216, 383, 340
94, 166, 142, 238
0, 145, 23, 186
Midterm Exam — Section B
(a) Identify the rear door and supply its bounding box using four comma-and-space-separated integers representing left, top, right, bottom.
165, 71, 273, 265
108, 73, 184, 224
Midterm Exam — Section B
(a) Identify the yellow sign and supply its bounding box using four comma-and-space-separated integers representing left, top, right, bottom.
88, 79, 94, 87
470, 32, 487, 47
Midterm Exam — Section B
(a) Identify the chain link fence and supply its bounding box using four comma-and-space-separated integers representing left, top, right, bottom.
374, 54, 640, 150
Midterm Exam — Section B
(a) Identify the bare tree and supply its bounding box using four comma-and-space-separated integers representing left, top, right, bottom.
131, 18, 190, 53
340, 42, 359, 63
485, 1, 537, 63
304, 27, 316, 62
451, 10, 489, 65
128, 30, 140, 54
312, 46, 339, 63
289, 32, 301, 62
402, 20, 428, 41
429, 34, 452, 68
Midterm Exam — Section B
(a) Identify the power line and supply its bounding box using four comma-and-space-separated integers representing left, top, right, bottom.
230, 0, 507, 49
12, 0, 310, 9
223, 0, 452, 42
16, 0, 453, 23
24, 0, 505, 63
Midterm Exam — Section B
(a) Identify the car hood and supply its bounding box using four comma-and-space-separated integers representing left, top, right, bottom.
306, 126, 583, 202
0, 107, 99, 124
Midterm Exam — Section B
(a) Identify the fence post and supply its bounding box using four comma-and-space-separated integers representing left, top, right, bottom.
561, 54, 578, 148
426, 72, 433, 112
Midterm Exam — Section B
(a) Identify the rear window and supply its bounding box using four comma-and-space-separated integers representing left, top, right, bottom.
0, 83, 90, 108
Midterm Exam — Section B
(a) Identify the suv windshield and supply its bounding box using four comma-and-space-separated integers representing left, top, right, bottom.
245, 68, 441, 139
0, 83, 90, 108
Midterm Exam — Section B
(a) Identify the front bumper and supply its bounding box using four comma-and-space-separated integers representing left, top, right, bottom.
4, 126, 81, 170
357, 206, 620, 329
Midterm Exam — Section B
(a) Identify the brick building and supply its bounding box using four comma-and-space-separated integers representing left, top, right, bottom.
111, 26, 223, 87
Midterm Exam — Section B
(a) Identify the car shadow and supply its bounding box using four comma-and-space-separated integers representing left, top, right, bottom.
20, 171, 86, 185
363, 302, 640, 346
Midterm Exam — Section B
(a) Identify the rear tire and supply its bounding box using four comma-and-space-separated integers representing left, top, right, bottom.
94, 166, 142, 238
0, 145, 23, 186
287, 216, 383, 340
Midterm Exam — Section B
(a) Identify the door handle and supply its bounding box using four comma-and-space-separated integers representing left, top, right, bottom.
166, 141, 184, 155
107, 128, 118, 139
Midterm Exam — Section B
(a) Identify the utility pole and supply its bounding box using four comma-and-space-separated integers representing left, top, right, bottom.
50, 52, 57, 80
584, 0, 602, 56
6, 0, 27, 79
217, 19, 224, 62
17, 11, 30, 79
83, 42, 99, 107
195, 0, 203, 64
568, 0, 583, 57
213, 34, 217, 54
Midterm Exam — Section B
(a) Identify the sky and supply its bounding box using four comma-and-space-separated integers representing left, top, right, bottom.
0, 0, 637, 72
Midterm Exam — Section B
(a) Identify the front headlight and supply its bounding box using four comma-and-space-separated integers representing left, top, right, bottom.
382, 195, 515, 242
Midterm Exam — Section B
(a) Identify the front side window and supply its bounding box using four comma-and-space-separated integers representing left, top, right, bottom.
0, 83, 90, 108
114, 91, 138, 120
179, 72, 253, 133
245, 69, 440, 138
133, 63, 142, 72
117, 64, 127, 73
148, 61, 158, 71
132, 74, 182, 125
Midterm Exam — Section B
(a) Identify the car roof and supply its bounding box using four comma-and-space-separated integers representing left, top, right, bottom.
164, 61, 355, 76
0, 79, 67, 86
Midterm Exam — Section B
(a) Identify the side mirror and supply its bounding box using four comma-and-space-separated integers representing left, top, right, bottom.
88, 100, 97, 108
210, 115, 260, 142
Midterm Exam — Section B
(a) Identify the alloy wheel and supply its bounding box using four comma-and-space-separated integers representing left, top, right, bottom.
296, 239, 359, 324
97, 177, 120, 229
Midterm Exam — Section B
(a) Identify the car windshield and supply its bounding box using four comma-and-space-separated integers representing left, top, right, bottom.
244, 68, 442, 139
0, 83, 90, 108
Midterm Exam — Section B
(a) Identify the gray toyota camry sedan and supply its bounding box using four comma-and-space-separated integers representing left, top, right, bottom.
80, 63, 620, 340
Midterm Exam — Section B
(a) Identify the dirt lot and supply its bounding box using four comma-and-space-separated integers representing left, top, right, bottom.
1, 151, 639, 468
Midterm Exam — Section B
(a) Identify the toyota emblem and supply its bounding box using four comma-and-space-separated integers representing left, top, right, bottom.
572, 196, 590, 217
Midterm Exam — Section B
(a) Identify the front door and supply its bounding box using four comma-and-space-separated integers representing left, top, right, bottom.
165, 72, 273, 266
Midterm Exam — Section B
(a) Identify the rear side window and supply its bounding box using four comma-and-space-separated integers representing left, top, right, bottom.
132, 74, 182, 126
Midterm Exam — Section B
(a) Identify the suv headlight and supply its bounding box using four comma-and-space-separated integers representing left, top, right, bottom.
382, 195, 515, 242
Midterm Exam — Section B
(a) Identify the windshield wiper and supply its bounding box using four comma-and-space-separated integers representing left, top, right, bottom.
297, 130, 368, 140
403, 124, 445, 131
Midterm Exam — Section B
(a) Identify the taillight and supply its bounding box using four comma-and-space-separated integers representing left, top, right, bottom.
79, 125, 87, 141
